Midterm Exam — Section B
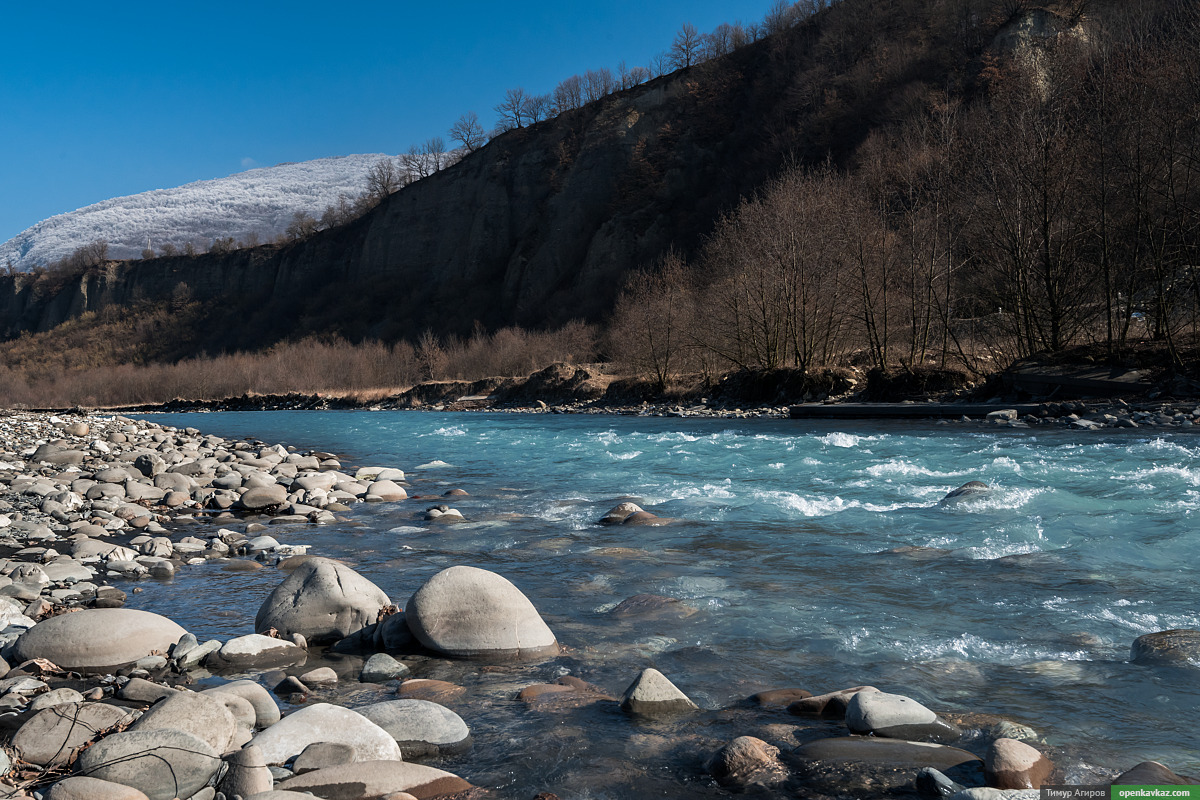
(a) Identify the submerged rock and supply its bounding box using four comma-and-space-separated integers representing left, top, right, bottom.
793, 736, 984, 796
1130, 629, 1200, 666
940, 481, 990, 504
1112, 761, 1197, 785
598, 502, 643, 525
406, 565, 558, 660
609, 593, 697, 620
708, 736, 788, 790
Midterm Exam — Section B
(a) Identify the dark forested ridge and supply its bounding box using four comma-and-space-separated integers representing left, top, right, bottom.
2, 0, 1198, 406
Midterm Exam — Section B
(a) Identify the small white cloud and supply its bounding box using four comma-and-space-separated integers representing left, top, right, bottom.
241, 157, 257, 169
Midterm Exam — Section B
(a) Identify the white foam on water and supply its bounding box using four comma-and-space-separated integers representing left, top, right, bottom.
752, 489, 853, 517
802, 457, 823, 466
1113, 465, 1200, 487
429, 425, 467, 437
653, 482, 738, 502
647, 431, 700, 443
1142, 436, 1200, 458
866, 460, 972, 479
990, 456, 1022, 473
767, 462, 785, 469
606, 450, 642, 461
819, 432, 869, 448
886, 632, 1091, 664
1087, 606, 1200, 635
414, 460, 453, 469
663, 575, 746, 601
387, 526, 425, 534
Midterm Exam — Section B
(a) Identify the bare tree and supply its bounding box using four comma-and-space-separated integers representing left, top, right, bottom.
553, 75, 584, 113
670, 22, 703, 69
365, 157, 402, 204
609, 250, 695, 392
703, 23, 736, 60
424, 137, 447, 172
449, 111, 486, 153
582, 68, 615, 102
495, 87, 530, 130
416, 329, 446, 381
521, 93, 553, 124
286, 211, 319, 241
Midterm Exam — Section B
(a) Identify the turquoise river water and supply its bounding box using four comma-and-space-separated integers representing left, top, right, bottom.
127, 410, 1199, 797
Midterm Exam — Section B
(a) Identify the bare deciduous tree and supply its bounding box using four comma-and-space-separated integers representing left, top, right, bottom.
609, 250, 695, 392
495, 87, 530, 130
449, 111, 487, 153
365, 157, 402, 203
669, 22, 702, 69
285, 211, 319, 241
553, 75, 584, 113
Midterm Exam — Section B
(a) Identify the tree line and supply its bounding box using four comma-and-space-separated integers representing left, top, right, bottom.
609, 1, 1200, 387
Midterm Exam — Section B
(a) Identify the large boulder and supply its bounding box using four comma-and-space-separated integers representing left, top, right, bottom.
406, 565, 558, 660
276, 760, 473, 799
356, 699, 471, 758
204, 679, 281, 728
13, 702, 134, 767
75, 729, 221, 800
255, 557, 390, 644
248, 702, 402, 765
13, 609, 186, 673
130, 690, 239, 753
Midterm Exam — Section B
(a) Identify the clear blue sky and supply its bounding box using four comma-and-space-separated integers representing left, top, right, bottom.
0, 0, 778, 243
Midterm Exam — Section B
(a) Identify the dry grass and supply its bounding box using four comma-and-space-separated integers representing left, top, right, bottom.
0, 316, 600, 409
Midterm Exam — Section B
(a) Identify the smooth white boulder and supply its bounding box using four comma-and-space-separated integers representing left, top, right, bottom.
406, 565, 558, 660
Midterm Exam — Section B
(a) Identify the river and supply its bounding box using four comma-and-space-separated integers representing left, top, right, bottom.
127, 410, 1200, 796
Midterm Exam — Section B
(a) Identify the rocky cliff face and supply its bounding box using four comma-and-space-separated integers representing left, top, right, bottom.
0, 29, 806, 350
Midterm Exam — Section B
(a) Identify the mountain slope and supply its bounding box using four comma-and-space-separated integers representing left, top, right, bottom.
0, 155, 386, 271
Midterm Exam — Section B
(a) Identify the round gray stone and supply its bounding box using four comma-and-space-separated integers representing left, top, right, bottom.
406, 565, 558, 660
255, 557, 390, 644
75, 728, 221, 800
356, 699, 471, 757
13, 608, 186, 673
248, 702, 402, 765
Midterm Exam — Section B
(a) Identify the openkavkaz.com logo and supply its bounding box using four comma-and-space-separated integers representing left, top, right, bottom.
1040, 787, 1197, 800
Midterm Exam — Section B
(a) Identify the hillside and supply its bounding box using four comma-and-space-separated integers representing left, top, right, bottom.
0, 154, 386, 271
0, 0, 980, 349
1, 0, 1197, 410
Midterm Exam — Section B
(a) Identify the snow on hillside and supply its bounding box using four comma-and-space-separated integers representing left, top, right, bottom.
0, 154, 388, 272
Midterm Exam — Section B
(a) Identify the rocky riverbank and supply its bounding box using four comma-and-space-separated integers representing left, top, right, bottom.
0, 410, 1195, 799
72, 362, 1200, 432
